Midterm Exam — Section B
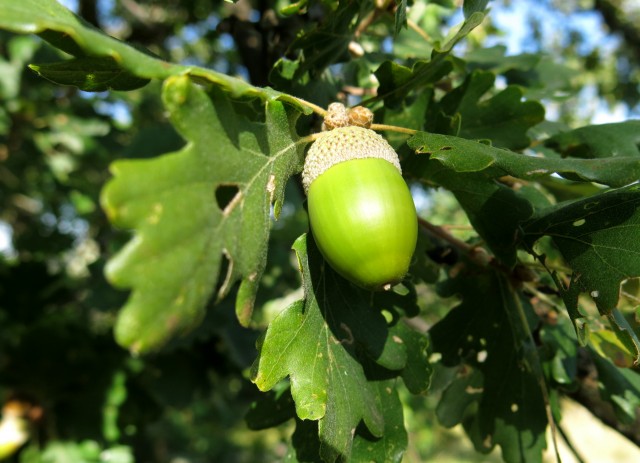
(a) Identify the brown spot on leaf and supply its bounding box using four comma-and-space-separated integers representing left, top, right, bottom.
266, 174, 276, 203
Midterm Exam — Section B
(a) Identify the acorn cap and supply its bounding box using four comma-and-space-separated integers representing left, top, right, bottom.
302, 126, 401, 194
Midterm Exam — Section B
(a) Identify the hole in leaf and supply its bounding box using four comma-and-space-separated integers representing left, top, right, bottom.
215, 184, 241, 214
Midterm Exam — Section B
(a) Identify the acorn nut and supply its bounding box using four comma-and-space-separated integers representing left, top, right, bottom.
302, 125, 418, 290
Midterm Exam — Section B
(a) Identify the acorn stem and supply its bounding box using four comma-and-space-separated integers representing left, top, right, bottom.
291, 97, 327, 117
370, 123, 417, 135
292, 99, 417, 136
407, 19, 432, 42
298, 133, 322, 146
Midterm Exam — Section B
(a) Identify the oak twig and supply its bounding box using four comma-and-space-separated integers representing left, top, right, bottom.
370, 123, 417, 135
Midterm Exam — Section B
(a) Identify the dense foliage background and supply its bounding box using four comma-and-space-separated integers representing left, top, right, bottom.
0, 0, 639, 462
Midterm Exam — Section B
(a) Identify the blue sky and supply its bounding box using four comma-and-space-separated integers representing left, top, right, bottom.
484, 0, 630, 123
488, 0, 618, 56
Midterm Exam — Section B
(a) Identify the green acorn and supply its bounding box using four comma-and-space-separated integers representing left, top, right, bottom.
302, 112, 418, 290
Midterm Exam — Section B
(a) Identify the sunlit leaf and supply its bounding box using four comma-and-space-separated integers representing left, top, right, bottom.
101, 76, 304, 353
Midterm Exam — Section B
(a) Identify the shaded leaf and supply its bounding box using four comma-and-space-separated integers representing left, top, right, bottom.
591, 327, 638, 369
591, 349, 640, 424
465, 45, 580, 100
29, 56, 150, 92
463, 0, 490, 18
101, 76, 304, 353
465, 45, 541, 74
394, 321, 433, 394
280, 0, 309, 16
431, 267, 548, 463
394, 0, 408, 35
436, 367, 483, 428
436, 12, 485, 54
406, 156, 533, 265
540, 316, 578, 386
0, 35, 39, 101
374, 59, 452, 109
523, 184, 640, 314
246, 384, 296, 431
606, 309, 640, 366
557, 276, 591, 346
428, 70, 545, 150
287, 1, 373, 79
285, 419, 322, 462
251, 234, 427, 462
374, 12, 485, 108
508, 57, 579, 101
524, 184, 640, 362
350, 379, 407, 463
546, 121, 640, 160
408, 131, 640, 187
382, 90, 432, 144
284, 381, 408, 463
